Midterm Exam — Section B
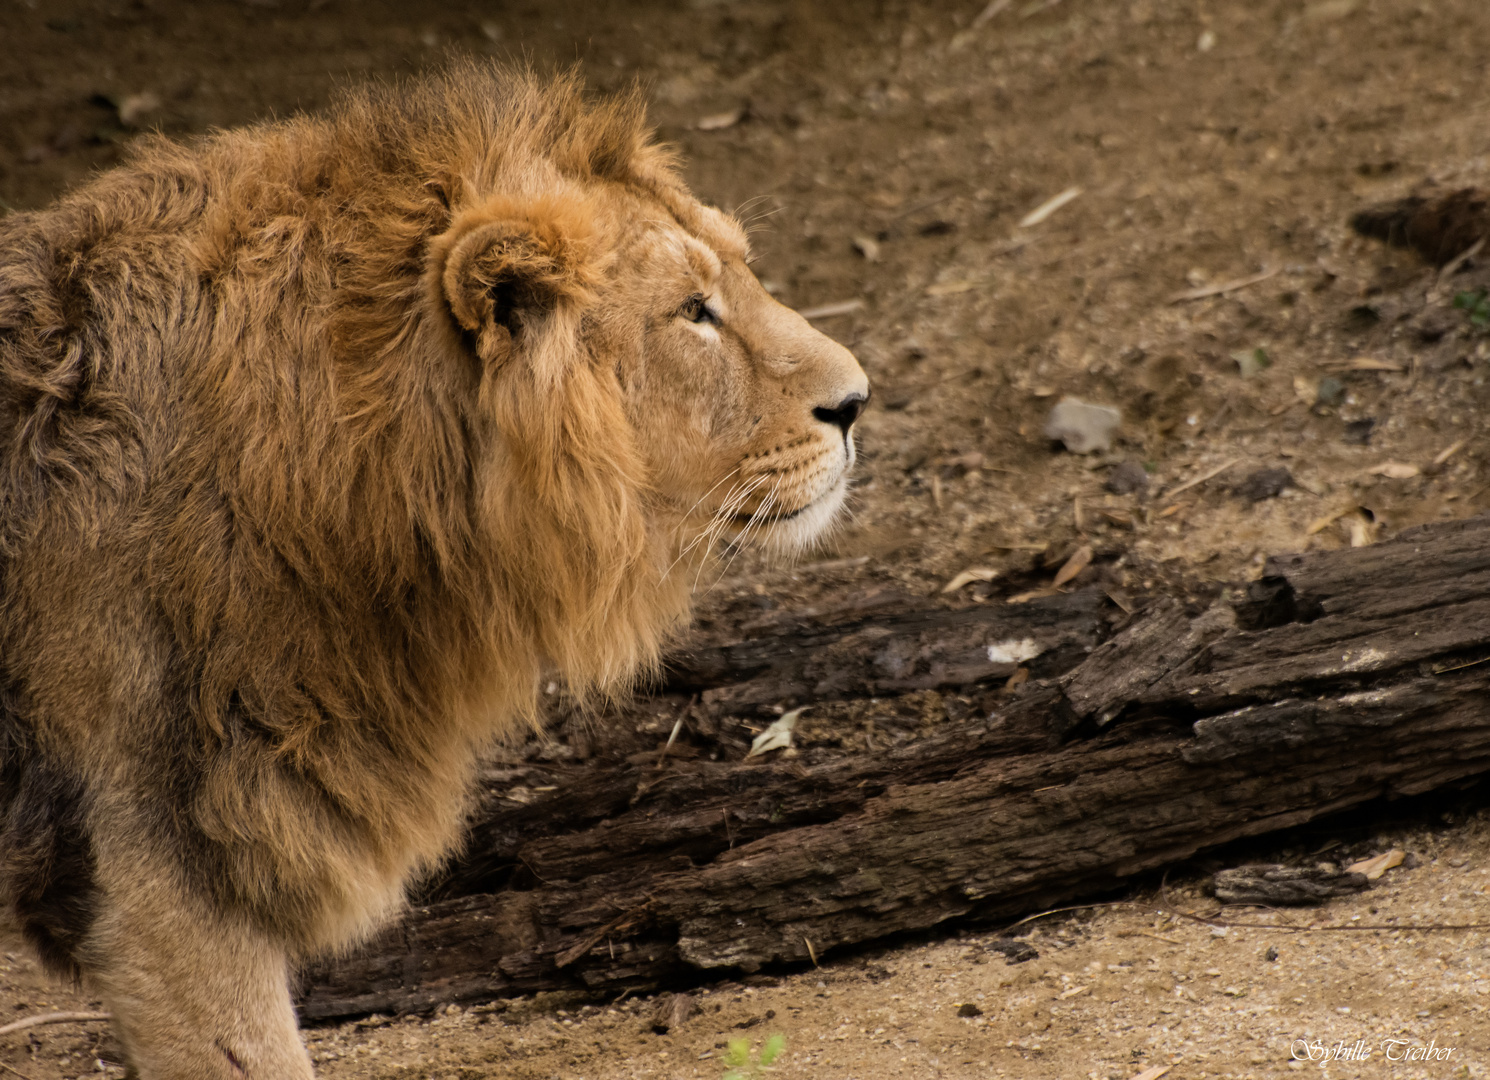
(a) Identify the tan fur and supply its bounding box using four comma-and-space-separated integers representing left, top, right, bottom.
0, 63, 866, 1078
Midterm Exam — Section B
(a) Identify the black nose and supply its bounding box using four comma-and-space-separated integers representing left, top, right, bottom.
813, 392, 869, 435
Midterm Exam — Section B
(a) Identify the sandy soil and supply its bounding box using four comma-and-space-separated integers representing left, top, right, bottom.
4, 0, 1490, 1076
7, 804, 1490, 1080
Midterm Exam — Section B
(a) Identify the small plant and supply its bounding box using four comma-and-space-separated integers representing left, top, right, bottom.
1453, 290, 1490, 328
721, 1033, 785, 1080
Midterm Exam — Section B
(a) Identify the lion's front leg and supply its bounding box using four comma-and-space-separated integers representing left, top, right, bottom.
84, 844, 313, 1080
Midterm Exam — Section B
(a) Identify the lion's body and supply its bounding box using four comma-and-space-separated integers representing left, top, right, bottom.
0, 65, 865, 1078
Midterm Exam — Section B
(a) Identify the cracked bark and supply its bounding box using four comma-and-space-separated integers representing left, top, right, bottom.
297, 515, 1490, 1021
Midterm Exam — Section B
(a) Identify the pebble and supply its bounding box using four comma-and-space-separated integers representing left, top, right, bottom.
1043, 396, 1122, 454
1106, 459, 1150, 495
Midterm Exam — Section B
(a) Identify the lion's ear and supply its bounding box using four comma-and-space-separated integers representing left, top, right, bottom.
434, 197, 601, 366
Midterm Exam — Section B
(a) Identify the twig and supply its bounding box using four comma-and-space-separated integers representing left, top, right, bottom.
1435, 237, 1486, 294
1019, 186, 1082, 228
0, 1010, 112, 1036
888, 190, 960, 221
1171, 908, 1490, 933
0, 1062, 40, 1080
655, 697, 697, 769
971, 0, 1013, 27
1164, 458, 1241, 499
797, 299, 864, 320
997, 900, 1133, 934
1168, 267, 1279, 303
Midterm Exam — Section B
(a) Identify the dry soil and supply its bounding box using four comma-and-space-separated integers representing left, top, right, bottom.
4, 0, 1490, 1077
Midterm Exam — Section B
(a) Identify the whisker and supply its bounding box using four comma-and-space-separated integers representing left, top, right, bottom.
690, 474, 771, 589
707, 477, 783, 592
661, 466, 747, 582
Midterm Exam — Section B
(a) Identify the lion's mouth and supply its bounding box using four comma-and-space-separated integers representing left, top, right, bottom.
730, 503, 809, 525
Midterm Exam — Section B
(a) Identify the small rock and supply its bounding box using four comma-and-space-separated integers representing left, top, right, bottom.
956, 1002, 983, 1018
1264, 945, 1279, 962
1106, 459, 1150, 495
1315, 376, 1347, 407
1043, 396, 1122, 454
1403, 852, 1421, 869
650, 992, 700, 1034
986, 938, 1039, 965
116, 91, 162, 128
1232, 347, 1271, 378
1236, 466, 1293, 503
1343, 417, 1375, 445
696, 107, 745, 131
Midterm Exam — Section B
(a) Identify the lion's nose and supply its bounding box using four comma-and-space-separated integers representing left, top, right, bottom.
813, 392, 869, 436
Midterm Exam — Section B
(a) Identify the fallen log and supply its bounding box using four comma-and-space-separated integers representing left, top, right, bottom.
297, 515, 1490, 1021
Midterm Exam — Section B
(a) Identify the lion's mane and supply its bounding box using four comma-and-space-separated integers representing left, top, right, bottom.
0, 65, 699, 955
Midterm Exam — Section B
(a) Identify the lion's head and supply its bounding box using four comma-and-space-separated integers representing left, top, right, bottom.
316, 67, 874, 696
430, 143, 868, 567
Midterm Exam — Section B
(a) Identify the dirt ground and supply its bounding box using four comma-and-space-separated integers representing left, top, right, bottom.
4, 0, 1490, 1076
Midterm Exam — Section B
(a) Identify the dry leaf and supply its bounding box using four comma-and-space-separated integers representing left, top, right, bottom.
1346, 849, 1404, 881
1053, 544, 1093, 587
1369, 462, 1420, 479
746, 707, 807, 758
696, 107, 744, 131
1349, 511, 1377, 548
1128, 1067, 1174, 1080
942, 567, 1000, 593
1306, 506, 1355, 535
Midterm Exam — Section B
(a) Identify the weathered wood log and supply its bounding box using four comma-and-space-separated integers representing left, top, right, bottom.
296, 516, 1490, 1021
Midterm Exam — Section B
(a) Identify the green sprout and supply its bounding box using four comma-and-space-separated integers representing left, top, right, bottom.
1453, 290, 1490, 328
722, 1033, 786, 1080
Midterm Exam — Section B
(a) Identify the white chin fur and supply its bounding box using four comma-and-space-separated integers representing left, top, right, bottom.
756, 474, 849, 557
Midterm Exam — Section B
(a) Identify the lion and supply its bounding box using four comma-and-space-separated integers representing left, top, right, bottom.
0, 64, 867, 1078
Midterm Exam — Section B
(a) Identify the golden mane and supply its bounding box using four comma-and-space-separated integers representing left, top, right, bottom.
1, 64, 695, 949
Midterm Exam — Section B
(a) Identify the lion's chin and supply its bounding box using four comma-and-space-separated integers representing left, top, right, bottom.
753, 474, 850, 558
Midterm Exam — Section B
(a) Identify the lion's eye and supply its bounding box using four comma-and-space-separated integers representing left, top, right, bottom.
680, 293, 719, 325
